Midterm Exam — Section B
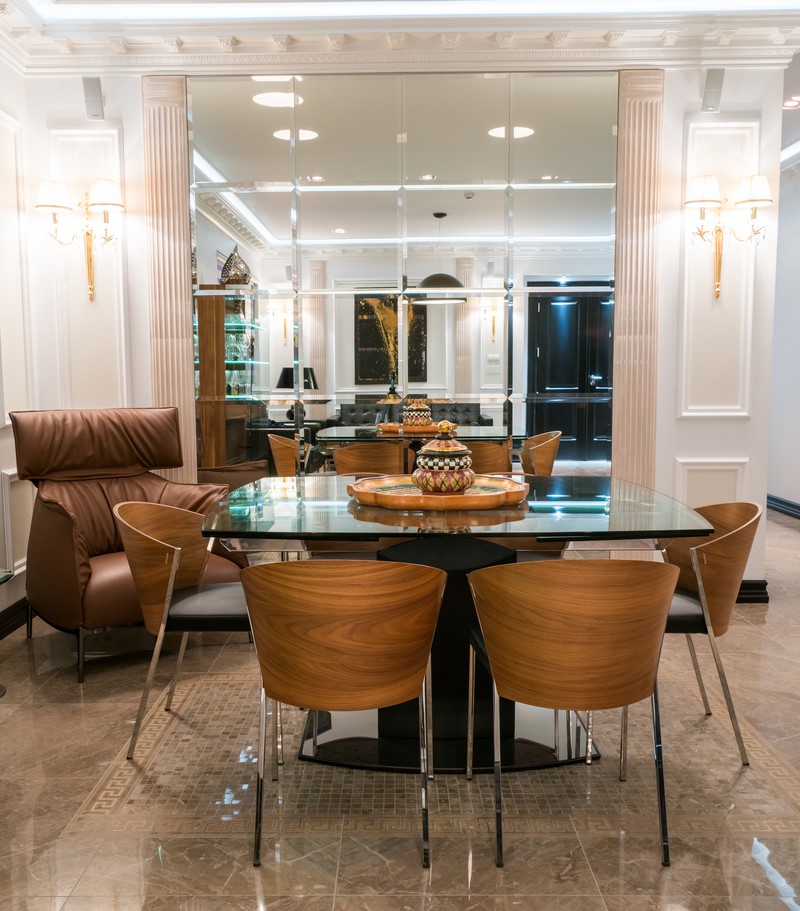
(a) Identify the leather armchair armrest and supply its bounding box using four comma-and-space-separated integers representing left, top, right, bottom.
26, 495, 89, 631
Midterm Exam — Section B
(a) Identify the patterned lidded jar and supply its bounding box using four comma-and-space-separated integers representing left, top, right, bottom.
412, 421, 476, 493
403, 400, 433, 426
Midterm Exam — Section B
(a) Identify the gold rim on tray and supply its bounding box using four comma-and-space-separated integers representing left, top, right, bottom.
346, 474, 529, 511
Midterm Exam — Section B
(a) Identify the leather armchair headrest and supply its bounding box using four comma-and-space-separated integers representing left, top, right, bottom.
10, 407, 184, 482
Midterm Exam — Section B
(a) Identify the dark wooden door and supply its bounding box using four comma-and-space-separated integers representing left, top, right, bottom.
525, 284, 614, 461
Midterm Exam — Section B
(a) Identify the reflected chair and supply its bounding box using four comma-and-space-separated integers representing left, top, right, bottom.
113, 501, 253, 762
241, 559, 446, 867
520, 431, 562, 476
332, 441, 411, 476
466, 560, 679, 867
10, 407, 242, 681
197, 459, 269, 491
659, 501, 762, 766
467, 441, 512, 474
268, 434, 300, 476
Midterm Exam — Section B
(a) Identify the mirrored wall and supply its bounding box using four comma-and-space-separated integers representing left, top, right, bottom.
188, 71, 618, 468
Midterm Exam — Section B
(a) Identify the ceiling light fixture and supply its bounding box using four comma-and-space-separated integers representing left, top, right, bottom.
251, 75, 302, 82
413, 212, 466, 303
488, 126, 534, 139
272, 129, 318, 141
253, 92, 303, 107
333, 227, 346, 234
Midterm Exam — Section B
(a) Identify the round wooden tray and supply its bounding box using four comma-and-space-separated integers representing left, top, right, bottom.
346, 474, 529, 511
347, 499, 529, 527
376, 423, 456, 435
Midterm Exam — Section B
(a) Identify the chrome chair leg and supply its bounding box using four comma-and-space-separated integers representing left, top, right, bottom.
492, 681, 503, 868
311, 709, 319, 756
254, 687, 266, 866
619, 705, 629, 781
705, 629, 750, 766
553, 709, 560, 759
466, 644, 476, 780
128, 624, 167, 760
271, 699, 280, 781
425, 657, 434, 780
165, 632, 189, 712
585, 710, 594, 764
567, 709, 575, 759
685, 634, 712, 715
651, 682, 670, 867
419, 678, 431, 869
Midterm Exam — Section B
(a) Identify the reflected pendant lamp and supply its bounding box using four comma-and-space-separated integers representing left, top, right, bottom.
418, 212, 466, 302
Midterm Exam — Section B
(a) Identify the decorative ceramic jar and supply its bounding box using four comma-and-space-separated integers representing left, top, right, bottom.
403, 400, 433, 426
411, 421, 476, 493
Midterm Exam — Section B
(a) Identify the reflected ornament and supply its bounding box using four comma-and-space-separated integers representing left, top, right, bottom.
403, 400, 432, 426
412, 421, 476, 493
219, 245, 252, 285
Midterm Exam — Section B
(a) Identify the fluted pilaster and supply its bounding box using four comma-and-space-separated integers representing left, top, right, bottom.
304, 260, 327, 389
455, 256, 475, 394
612, 71, 664, 487
142, 75, 195, 482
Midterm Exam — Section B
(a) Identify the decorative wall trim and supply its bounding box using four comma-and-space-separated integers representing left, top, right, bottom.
673, 456, 747, 505
610, 70, 663, 489
142, 75, 196, 483
766, 494, 800, 520
679, 120, 760, 419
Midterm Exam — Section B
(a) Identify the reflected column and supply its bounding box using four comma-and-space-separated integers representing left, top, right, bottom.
455, 256, 476, 396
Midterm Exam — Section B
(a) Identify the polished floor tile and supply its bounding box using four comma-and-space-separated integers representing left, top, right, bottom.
1, 509, 799, 909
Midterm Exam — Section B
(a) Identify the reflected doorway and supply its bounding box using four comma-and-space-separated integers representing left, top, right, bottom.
525, 281, 614, 461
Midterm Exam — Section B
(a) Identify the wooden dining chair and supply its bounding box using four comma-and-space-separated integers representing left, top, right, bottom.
332, 441, 410, 475
113, 501, 252, 762
241, 559, 446, 867
466, 559, 679, 868
658, 501, 761, 766
467, 441, 512, 474
268, 433, 300, 476
519, 430, 562, 476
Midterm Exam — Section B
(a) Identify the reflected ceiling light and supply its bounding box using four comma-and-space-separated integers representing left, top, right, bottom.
784, 99, 800, 109
414, 212, 466, 303
333, 227, 346, 234
272, 129, 318, 141
420, 173, 436, 181
253, 92, 303, 107
309, 175, 325, 182
541, 175, 558, 181
488, 126, 534, 139
251, 75, 302, 82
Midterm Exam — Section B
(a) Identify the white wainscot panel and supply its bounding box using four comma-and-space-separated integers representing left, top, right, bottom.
674, 457, 747, 507
680, 121, 761, 419
1, 470, 34, 573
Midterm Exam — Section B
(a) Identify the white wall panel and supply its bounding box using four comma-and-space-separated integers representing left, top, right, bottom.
674, 457, 747, 507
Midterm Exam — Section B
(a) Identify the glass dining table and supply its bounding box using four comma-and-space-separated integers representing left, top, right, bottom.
202, 474, 713, 774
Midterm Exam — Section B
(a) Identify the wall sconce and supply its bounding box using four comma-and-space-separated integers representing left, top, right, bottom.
684, 173, 772, 299
35, 179, 125, 301
482, 302, 497, 342
270, 301, 291, 345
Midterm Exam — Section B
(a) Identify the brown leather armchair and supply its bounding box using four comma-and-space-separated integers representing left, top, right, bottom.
10, 407, 242, 681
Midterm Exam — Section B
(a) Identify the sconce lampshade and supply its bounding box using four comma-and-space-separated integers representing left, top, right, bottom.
35, 181, 73, 213
684, 175, 722, 208
734, 174, 773, 208
276, 367, 318, 390
88, 179, 124, 211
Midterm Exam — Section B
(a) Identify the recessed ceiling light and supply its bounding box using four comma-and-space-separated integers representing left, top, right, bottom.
541, 175, 558, 181
333, 227, 346, 234
784, 100, 800, 108
488, 126, 535, 139
420, 174, 436, 181
251, 75, 303, 82
310, 175, 325, 182
273, 129, 319, 141
253, 92, 303, 108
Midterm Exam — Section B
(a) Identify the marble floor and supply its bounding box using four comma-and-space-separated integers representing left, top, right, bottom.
1, 510, 799, 910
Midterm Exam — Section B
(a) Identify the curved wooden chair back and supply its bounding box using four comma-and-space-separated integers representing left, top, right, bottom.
114, 501, 211, 636
241, 560, 446, 712
268, 434, 300, 476
333, 442, 409, 476
520, 431, 561, 476
661, 502, 761, 637
198, 460, 269, 490
468, 560, 679, 711
467, 441, 512, 474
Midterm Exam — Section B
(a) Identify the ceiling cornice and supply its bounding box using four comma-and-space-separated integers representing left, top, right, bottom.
1, 6, 798, 75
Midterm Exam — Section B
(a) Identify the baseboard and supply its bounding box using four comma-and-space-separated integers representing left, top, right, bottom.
767, 494, 800, 520
0, 598, 27, 640
739, 579, 768, 604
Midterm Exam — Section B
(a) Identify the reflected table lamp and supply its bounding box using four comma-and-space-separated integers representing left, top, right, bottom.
275, 367, 318, 420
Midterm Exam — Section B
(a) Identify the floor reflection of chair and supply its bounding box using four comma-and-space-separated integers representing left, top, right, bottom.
467, 441, 512, 474
466, 560, 679, 868
113, 501, 252, 762
659, 501, 762, 766
520, 430, 561, 475
332, 441, 410, 475
241, 560, 446, 867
